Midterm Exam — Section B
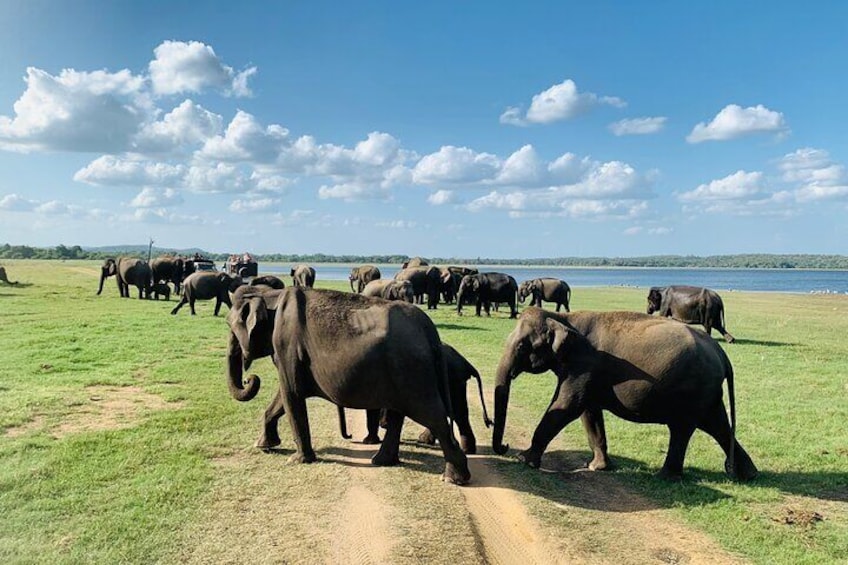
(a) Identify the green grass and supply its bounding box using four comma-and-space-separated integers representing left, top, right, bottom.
0, 260, 846, 563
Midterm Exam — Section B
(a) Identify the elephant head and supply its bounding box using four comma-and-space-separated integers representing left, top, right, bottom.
646, 287, 664, 315
492, 311, 580, 455
349, 268, 359, 292
517, 280, 538, 303
225, 289, 279, 401
97, 258, 118, 295
389, 280, 415, 303
455, 275, 481, 315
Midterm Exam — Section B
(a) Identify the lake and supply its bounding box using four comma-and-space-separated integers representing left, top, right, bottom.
260, 264, 848, 294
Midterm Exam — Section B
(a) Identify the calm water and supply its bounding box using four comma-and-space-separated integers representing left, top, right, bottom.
262, 264, 848, 294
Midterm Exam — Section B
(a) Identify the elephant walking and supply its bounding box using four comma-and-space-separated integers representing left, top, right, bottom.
492, 308, 758, 481
518, 278, 571, 312
456, 272, 518, 318
349, 265, 381, 293
647, 285, 735, 343
250, 275, 285, 289
171, 272, 243, 316
225, 286, 470, 484
150, 256, 185, 295
97, 257, 152, 299
290, 264, 316, 288
0, 266, 18, 285
394, 266, 441, 309
361, 279, 415, 302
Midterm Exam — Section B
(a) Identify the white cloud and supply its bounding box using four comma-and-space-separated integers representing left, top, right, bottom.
130, 187, 183, 208
376, 219, 418, 229
687, 104, 787, 143
0, 193, 38, 211
427, 189, 456, 205
609, 117, 667, 136
678, 170, 766, 202
197, 110, 288, 163
183, 163, 251, 193
495, 145, 545, 186
74, 156, 185, 187
354, 132, 402, 165
412, 146, 500, 184
228, 197, 279, 213
501, 79, 626, 126
149, 40, 256, 97
467, 190, 528, 212
0, 67, 149, 153
317, 181, 389, 201
134, 99, 223, 154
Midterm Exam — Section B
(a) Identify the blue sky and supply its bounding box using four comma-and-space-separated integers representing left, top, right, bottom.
1, 1, 847, 257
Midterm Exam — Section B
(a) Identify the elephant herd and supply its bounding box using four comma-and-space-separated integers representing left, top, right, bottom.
218, 256, 754, 486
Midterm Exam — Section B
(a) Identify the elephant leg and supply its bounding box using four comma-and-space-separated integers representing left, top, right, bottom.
170, 296, 188, 315
697, 402, 757, 481
363, 408, 382, 444
453, 389, 476, 455
214, 298, 223, 316
713, 318, 735, 343
256, 388, 286, 449
508, 298, 517, 319
519, 379, 586, 469
405, 401, 469, 485
189, 298, 197, 315
556, 302, 562, 312
418, 427, 436, 445
658, 423, 696, 481
372, 410, 403, 466
580, 407, 611, 471
280, 389, 316, 464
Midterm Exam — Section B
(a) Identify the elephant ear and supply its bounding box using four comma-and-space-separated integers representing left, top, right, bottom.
545, 317, 577, 359
245, 297, 268, 339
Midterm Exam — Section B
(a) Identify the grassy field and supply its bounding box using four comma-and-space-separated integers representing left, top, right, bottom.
0, 260, 846, 563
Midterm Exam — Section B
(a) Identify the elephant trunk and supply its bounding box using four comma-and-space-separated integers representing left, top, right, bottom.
492, 353, 514, 455
97, 268, 108, 295
226, 332, 261, 402
456, 287, 464, 315
349, 276, 356, 292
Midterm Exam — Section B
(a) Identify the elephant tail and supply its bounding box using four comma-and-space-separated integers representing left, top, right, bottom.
725, 356, 737, 475
434, 341, 455, 432
337, 405, 352, 439
469, 363, 492, 428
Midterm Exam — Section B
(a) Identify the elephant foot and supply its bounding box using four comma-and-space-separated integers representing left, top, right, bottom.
588, 454, 612, 471
442, 462, 471, 485
517, 448, 542, 469
287, 451, 317, 464
418, 429, 436, 445
371, 451, 400, 467
656, 467, 683, 482
459, 436, 476, 455
361, 433, 382, 445
724, 334, 736, 344
255, 434, 282, 450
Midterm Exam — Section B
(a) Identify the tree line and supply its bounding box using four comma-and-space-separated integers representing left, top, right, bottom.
2, 244, 848, 269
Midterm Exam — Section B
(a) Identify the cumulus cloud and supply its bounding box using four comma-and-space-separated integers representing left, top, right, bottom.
197, 110, 288, 163
317, 181, 390, 201
228, 197, 279, 213
130, 187, 183, 208
609, 117, 667, 136
0, 193, 38, 211
687, 104, 787, 143
501, 79, 625, 126
412, 146, 501, 184
427, 189, 456, 205
678, 170, 766, 202
134, 99, 223, 154
779, 148, 848, 202
74, 156, 185, 186
149, 40, 256, 97
376, 220, 418, 229
0, 67, 149, 153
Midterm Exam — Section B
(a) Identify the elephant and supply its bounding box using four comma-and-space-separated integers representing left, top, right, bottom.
436, 267, 459, 304
150, 282, 171, 301
401, 257, 429, 269
250, 275, 285, 289
150, 256, 184, 295
491, 307, 758, 481
349, 265, 381, 293
0, 266, 18, 285
456, 272, 518, 318
518, 278, 571, 312
290, 264, 316, 288
647, 285, 735, 343
170, 271, 243, 316
394, 266, 441, 309
97, 257, 152, 299
446, 266, 478, 278
361, 279, 415, 302
225, 286, 470, 484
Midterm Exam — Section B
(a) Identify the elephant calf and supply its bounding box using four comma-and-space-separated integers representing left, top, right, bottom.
0, 266, 18, 285
171, 272, 243, 316
361, 279, 415, 302
518, 278, 571, 312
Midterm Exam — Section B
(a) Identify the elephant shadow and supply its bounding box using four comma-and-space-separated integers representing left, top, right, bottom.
436, 323, 491, 332
726, 338, 799, 347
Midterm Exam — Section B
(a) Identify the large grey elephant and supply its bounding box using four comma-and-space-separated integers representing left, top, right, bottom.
150, 256, 185, 295
647, 285, 735, 343
456, 272, 518, 318
97, 257, 152, 299
0, 266, 18, 285
170, 271, 243, 315
361, 279, 415, 302
225, 286, 470, 484
289, 264, 316, 288
518, 278, 571, 312
492, 307, 758, 481
401, 257, 429, 269
249, 275, 285, 289
349, 265, 381, 293
394, 266, 441, 309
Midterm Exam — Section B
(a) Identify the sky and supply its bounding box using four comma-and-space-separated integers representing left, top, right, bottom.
1, 1, 847, 258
